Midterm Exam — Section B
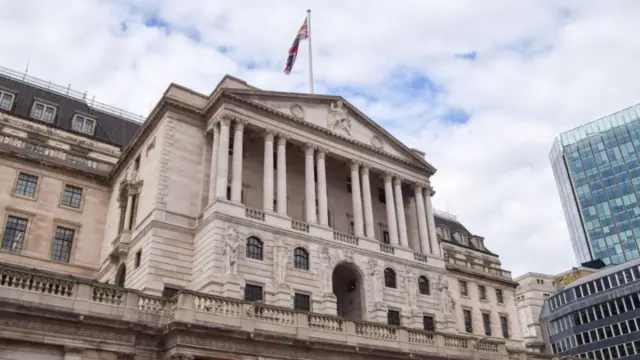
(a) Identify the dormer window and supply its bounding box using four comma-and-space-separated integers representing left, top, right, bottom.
460, 233, 469, 245
31, 101, 56, 123
0, 90, 15, 110
72, 114, 96, 135
442, 228, 450, 240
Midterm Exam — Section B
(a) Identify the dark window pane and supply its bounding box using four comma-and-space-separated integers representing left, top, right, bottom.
50, 227, 74, 263
244, 284, 263, 301
1, 216, 28, 253
14, 173, 38, 198
384, 268, 396, 288
61, 185, 83, 208
294, 293, 310, 311
246, 236, 263, 260
423, 315, 435, 331
387, 310, 400, 325
293, 247, 309, 270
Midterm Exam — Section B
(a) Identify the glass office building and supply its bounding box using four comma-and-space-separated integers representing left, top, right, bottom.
550, 104, 640, 266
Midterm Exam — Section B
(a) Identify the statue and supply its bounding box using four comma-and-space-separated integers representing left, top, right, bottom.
404, 270, 418, 310
437, 276, 455, 314
223, 226, 240, 275
319, 247, 333, 294
272, 236, 290, 284
328, 101, 352, 135
367, 258, 382, 304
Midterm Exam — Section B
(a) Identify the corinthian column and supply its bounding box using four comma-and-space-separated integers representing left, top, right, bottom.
414, 184, 430, 254
317, 148, 329, 226
393, 177, 408, 247
276, 135, 288, 215
230, 120, 245, 203
424, 185, 441, 256
383, 173, 399, 245
304, 144, 317, 223
262, 130, 275, 211
208, 123, 220, 204
361, 166, 375, 238
215, 116, 231, 199
351, 162, 364, 236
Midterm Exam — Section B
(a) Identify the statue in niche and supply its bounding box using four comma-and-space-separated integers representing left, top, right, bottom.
404, 269, 418, 310
327, 101, 352, 136
319, 247, 333, 294
437, 276, 455, 314
367, 258, 383, 304
272, 236, 290, 284
224, 225, 240, 275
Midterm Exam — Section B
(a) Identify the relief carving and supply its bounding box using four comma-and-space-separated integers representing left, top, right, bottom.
366, 258, 383, 305
272, 236, 290, 285
404, 268, 418, 310
224, 225, 240, 275
290, 104, 305, 120
327, 101, 352, 136
437, 275, 455, 314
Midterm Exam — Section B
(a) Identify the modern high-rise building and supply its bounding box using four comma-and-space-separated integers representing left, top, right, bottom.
550, 104, 640, 265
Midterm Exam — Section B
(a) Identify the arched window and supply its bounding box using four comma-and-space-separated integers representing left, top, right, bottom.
115, 264, 126, 287
246, 236, 263, 260
384, 268, 397, 288
418, 276, 430, 295
293, 247, 309, 270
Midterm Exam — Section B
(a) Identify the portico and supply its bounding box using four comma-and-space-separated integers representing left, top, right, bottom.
204, 113, 440, 257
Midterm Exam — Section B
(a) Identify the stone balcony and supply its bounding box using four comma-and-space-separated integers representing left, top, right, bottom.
444, 255, 516, 284
0, 131, 114, 177
0, 263, 554, 360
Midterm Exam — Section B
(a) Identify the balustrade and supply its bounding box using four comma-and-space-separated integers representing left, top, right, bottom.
0, 264, 553, 360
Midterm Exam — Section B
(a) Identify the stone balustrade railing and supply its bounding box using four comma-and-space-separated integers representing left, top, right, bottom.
445, 255, 513, 279
0, 264, 553, 360
0, 132, 113, 174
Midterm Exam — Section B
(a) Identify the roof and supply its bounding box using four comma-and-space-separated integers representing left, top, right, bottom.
433, 212, 498, 256
562, 257, 640, 290
0, 67, 142, 148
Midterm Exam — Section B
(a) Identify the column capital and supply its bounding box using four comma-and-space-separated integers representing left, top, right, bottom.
220, 114, 234, 126
304, 143, 316, 155
234, 119, 247, 131
316, 148, 326, 160
393, 176, 403, 186
263, 129, 276, 141
360, 165, 370, 176
351, 161, 361, 171
277, 135, 288, 146
424, 185, 435, 197
412, 182, 425, 192
383, 172, 394, 183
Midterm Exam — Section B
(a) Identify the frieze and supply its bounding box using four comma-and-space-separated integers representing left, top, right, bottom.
0, 317, 134, 343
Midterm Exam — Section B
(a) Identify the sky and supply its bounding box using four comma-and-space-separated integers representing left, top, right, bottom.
2, 0, 640, 277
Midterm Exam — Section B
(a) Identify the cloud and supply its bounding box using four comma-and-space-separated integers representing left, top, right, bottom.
3, 0, 640, 276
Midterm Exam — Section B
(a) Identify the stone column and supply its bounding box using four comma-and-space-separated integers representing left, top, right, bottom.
361, 166, 375, 238
215, 116, 232, 199
351, 162, 365, 236
383, 173, 399, 245
424, 185, 441, 256
393, 177, 409, 247
317, 148, 329, 226
304, 144, 317, 223
208, 123, 220, 204
230, 120, 245, 203
414, 184, 430, 254
263, 130, 275, 211
276, 135, 288, 215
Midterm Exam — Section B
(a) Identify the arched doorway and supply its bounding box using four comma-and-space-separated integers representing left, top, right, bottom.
332, 262, 365, 320
115, 264, 126, 287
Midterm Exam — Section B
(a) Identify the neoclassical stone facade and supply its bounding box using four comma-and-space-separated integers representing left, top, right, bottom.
0, 68, 555, 360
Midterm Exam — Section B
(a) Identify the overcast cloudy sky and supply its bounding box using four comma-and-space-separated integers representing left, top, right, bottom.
2, 0, 640, 276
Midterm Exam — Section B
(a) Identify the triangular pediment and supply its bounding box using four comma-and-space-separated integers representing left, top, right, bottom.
224, 88, 435, 172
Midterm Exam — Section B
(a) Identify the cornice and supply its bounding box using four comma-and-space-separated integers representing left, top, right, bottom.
217, 92, 436, 176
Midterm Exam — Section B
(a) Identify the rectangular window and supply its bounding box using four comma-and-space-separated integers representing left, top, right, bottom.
294, 293, 311, 311
0, 90, 14, 110
118, 204, 126, 233
482, 313, 492, 336
244, 284, 263, 302
478, 285, 487, 300
348, 221, 355, 235
72, 114, 96, 135
382, 230, 390, 244
134, 155, 141, 171
346, 176, 352, 193
459, 280, 468, 296
387, 309, 401, 326
61, 184, 83, 208
135, 250, 141, 268
495, 289, 504, 304
463, 309, 473, 333
500, 316, 510, 338
50, 226, 74, 263
31, 101, 56, 122
128, 194, 138, 229
162, 286, 179, 298
423, 315, 435, 331
378, 187, 386, 204
14, 173, 38, 198
1, 216, 28, 253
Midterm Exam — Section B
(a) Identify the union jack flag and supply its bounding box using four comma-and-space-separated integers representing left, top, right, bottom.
284, 18, 309, 75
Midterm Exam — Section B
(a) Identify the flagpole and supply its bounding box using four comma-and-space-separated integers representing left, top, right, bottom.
307, 9, 314, 94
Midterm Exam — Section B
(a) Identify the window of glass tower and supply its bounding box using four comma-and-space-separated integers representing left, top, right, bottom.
564, 118, 640, 265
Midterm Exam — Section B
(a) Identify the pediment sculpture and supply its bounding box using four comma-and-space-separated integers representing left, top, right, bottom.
327, 100, 352, 136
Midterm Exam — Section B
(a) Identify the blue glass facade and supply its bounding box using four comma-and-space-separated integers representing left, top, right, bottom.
550, 104, 640, 266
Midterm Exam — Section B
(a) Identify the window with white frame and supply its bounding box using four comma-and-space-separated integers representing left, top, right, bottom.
0, 90, 15, 110
72, 114, 96, 135
31, 101, 56, 122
